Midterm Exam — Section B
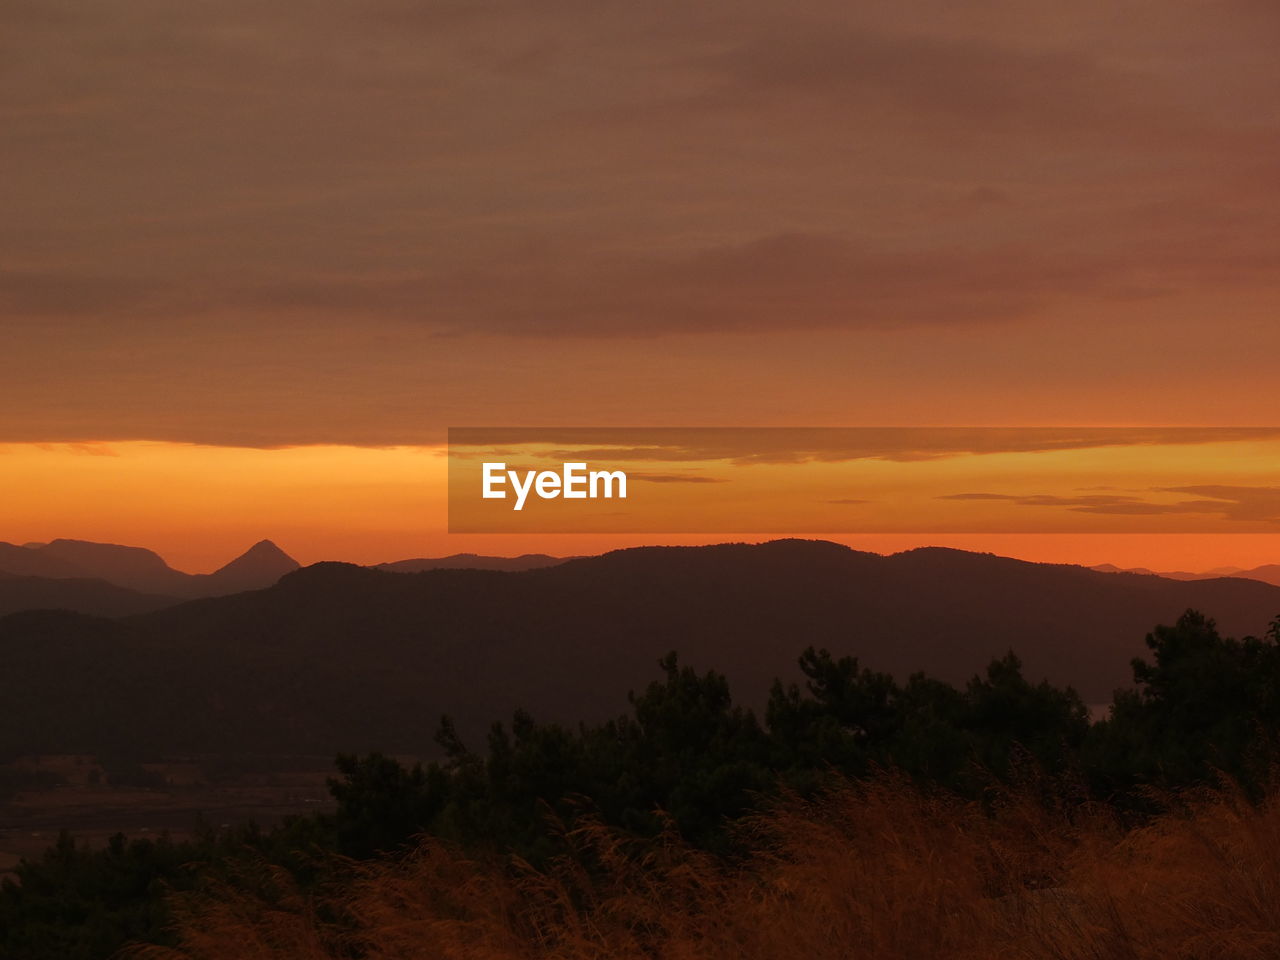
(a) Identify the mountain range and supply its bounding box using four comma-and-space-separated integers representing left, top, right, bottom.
0, 542, 568, 617
1091, 562, 1280, 587
3, 539, 1279, 763
373, 553, 567, 574
0, 539, 300, 614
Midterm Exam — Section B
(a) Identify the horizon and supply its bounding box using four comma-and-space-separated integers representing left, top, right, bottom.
5, 436, 1280, 573
8, 529, 1280, 579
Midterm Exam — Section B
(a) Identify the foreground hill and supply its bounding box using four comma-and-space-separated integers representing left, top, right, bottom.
3, 540, 1279, 760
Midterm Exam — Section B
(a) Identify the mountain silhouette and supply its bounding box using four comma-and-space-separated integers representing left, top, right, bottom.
0, 538, 301, 599
1238, 564, 1280, 587
194, 539, 300, 596
35, 539, 192, 595
0, 542, 87, 579
374, 553, 566, 573
3, 539, 1280, 762
1093, 561, 1280, 587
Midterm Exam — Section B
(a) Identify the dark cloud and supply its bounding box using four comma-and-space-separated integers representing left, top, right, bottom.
712, 27, 1139, 138
229, 232, 1114, 336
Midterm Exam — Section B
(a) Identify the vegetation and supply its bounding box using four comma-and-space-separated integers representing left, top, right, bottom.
133, 778, 1280, 960
2, 609, 1279, 959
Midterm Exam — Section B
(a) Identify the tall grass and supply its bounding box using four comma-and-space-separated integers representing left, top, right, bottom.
129, 777, 1280, 960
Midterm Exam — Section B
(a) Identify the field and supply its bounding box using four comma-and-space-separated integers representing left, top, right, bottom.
0, 756, 335, 882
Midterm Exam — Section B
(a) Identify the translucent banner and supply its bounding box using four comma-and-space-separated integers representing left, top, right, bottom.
447, 427, 1280, 534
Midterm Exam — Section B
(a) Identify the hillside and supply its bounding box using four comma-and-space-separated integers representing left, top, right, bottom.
0, 575, 178, 618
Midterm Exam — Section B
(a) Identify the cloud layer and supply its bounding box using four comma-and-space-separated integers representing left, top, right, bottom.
4, 0, 1280, 442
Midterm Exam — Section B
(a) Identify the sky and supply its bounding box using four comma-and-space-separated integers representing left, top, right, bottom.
445, 428, 1280, 534
3, 1, 1279, 570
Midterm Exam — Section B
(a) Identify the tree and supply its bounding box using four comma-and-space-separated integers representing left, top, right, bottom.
1087, 610, 1280, 795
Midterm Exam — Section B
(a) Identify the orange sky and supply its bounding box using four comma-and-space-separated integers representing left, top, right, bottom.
3, 439, 1278, 574
4, 2, 1279, 571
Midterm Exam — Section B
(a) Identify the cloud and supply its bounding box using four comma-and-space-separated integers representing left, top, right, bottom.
940, 493, 1200, 515
0, 270, 160, 318
1158, 486, 1280, 523
710, 26, 1143, 139
32, 442, 120, 457
4, 2, 1278, 335
629, 473, 728, 484
4, 0, 1280, 443
219, 232, 1113, 336
451, 427, 1280, 466
941, 487, 1280, 523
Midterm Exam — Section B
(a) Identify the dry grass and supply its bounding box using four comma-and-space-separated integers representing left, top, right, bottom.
128, 777, 1280, 960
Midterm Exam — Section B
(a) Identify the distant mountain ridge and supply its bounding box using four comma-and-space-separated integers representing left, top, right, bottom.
1092, 561, 1280, 587
4, 539, 1280, 762
0, 538, 300, 600
374, 553, 567, 573
0, 542, 85, 579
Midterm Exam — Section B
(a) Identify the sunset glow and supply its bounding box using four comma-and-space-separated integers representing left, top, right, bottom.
5, 438, 1279, 573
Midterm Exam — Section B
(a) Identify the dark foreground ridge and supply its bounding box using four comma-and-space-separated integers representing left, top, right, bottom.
4, 599, 1280, 960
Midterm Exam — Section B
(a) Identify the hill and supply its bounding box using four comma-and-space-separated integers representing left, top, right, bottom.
0, 542, 86, 580
1241, 564, 1280, 587
191, 539, 301, 595
3, 540, 1279, 761
36, 539, 193, 595
374, 553, 566, 573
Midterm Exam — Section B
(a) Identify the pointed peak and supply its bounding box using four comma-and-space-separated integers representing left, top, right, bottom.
241, 539, 290, 557
202, 540, 299, 594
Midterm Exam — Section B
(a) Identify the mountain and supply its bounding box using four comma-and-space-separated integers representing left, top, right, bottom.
0, 575, 178, 618
194, 539, 301, 596
0, 539, 301, 601
4, 539, 1280, 762
35, 539, 193, 595
374, 553, 566, 573
0, 542, 86, 579
1233, 564, 1280, 587
1093, 561, 1280, 587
